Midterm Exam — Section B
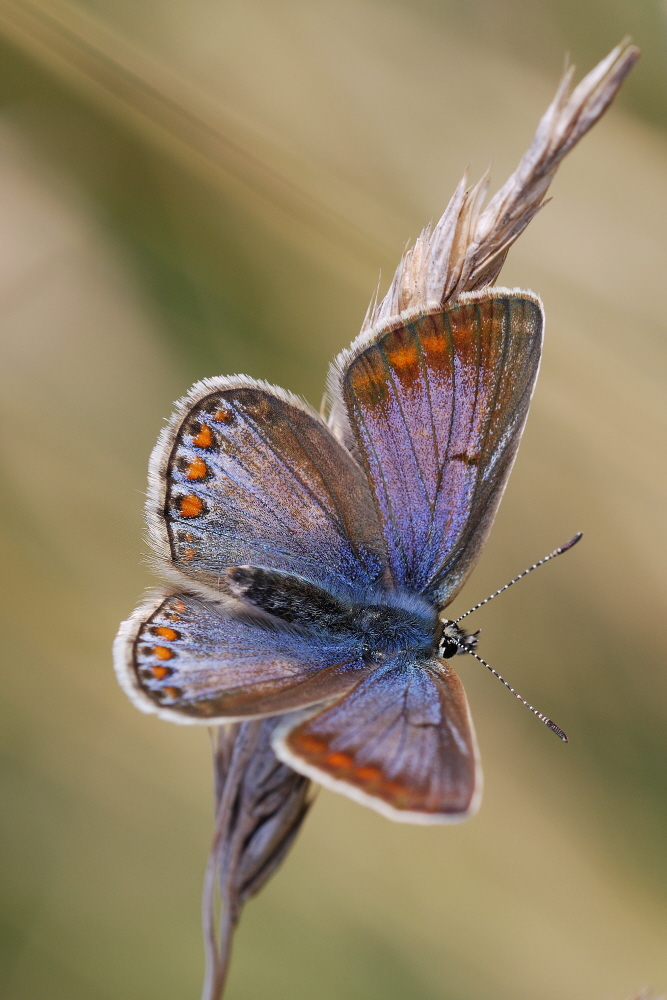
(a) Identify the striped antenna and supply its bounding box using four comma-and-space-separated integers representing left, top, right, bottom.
466, 648, 568, 742
454, 532, 582, 625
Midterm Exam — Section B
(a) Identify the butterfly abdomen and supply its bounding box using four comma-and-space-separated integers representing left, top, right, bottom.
226, 565, 351, 632
226, 565, 438, 656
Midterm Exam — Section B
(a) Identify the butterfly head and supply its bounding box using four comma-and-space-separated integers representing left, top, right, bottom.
438, 620, 479, 660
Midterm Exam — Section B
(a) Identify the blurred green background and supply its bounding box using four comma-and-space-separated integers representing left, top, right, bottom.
1, 1, 666, 998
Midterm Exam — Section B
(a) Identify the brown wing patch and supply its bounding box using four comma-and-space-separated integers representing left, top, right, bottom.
278, 658, 480, 822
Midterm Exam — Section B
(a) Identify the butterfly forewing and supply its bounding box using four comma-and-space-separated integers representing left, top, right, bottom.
115, 591, 370, 723
149, 377, 388, 600
274, 657, 480, 823
333, 290, 543, 606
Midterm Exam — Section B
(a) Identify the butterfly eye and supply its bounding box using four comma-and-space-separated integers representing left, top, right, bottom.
438, 621, 477, 659
439, 634, 461, 659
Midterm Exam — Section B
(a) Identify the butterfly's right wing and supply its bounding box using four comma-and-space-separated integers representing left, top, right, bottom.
114, 591, 369, 724
148, 377, 388, 601
329, 290, 543, 607
273, 655, 481, 823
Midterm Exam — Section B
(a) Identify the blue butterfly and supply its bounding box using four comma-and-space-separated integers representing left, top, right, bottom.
115, 288, 544, 823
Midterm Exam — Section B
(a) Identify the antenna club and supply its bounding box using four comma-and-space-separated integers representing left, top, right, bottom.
546, 721, 569, 742
559, 531, 583, 553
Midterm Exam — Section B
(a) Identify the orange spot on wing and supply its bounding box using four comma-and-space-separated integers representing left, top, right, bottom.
294, 735, 327, 756
191, 424, 213, 448
185, 457, 208, 480
418, 317, 447, 357
154, 626, 179, 641
181, 548, 195, 561
171, 600, 186, 614
351, 370, 380, 394
213, 406, 233, 423
387, 339, 419, 370
325, 752, 353, 770
163, 686, 182, 700
179, 494, 204, 518
150, 664, 172, 680
355, 766, 382, 783
381, 781, 413, 807
154, 645, 173, 661
349, 359, 388, 404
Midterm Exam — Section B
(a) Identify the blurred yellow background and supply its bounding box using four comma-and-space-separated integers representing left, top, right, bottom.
0, 2, 666, 998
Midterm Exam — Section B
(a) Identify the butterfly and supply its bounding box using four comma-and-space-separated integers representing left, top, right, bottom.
114, 287, 544, 824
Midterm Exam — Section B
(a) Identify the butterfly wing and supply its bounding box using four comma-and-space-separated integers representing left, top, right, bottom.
148, 376, 388, 600
114, 590, 369, 724
273, 656, 481, 823
329, 289, 543, 606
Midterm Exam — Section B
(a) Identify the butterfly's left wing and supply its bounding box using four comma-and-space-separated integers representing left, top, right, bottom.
273, 656, 480, 823
329, 289, 543, 606
148, 377, 388, 601
114, 590, 369, 724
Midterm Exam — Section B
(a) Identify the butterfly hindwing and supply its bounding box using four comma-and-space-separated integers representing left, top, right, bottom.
330, 290, 543, 606
148, 377, 388, 600
273, 656, 481, 823
114, 590, 370, 724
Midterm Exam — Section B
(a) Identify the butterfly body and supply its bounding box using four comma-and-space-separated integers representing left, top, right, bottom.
229, 565, 439, 656
115, 289, 544, 823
